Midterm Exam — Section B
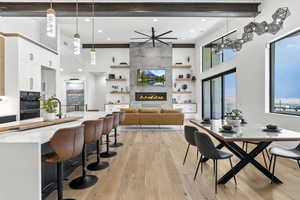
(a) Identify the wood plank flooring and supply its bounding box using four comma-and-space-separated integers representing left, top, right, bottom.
48, 124, 300, 200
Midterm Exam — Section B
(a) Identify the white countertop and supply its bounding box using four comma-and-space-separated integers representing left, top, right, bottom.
0, 112, 107, 144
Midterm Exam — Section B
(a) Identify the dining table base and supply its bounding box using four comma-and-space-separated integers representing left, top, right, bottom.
201, 140, 283, 184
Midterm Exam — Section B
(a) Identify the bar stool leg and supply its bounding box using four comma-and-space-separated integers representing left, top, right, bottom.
57, 162, 75, 200
69, 144, 98, 189
100, 134, 117, 158
110, 127, 123, 148
87, 140, 109, 171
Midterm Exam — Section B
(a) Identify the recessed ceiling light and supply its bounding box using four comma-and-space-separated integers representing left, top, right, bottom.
153, 18, 158, 22
189, 29, 195, 33
97, 29, 103, 33
107, 37, 111, 41
181, 37, 185, 40
78, 68, 83, 72
85, 18, 90, 22
60, 68, 64, 72
201, 19, 207, 22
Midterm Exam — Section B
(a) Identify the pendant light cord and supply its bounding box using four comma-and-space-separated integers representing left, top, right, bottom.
92, 1, 95, 49
50, 0, 53, 9
76, 0, 79, 34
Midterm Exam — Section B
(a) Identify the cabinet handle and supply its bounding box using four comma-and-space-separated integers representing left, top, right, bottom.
30, 78, 34, 90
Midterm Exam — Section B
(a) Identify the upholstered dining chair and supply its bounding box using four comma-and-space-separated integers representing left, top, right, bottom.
183, 126, 199, 165
193, 131, 237, 193
269, 143, 300, 183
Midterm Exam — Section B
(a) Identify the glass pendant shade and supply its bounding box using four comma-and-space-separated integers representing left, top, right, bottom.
241, 32, 254, 43
90, 48, 96, 65
73, 33, 81, 55
46, 8, 56, 38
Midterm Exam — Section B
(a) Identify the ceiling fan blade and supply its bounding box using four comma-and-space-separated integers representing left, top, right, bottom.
156, 39, 170, 46
130, 37, 150, 40
134, 31, 151, 38
156, 30, 173, 38
158, 37, 178, 40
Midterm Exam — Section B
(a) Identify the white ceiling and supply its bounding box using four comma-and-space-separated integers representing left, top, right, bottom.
58, 17, 223, 44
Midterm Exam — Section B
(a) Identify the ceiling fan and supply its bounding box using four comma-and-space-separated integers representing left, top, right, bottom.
131, 27, 177, 47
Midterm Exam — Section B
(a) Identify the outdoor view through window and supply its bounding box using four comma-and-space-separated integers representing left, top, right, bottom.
271, 30, 300, 115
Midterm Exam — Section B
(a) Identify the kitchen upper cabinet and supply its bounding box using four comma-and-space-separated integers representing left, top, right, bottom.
18, 38, 58, 92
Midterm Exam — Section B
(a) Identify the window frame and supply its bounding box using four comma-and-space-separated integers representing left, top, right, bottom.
269, 29, 300, 117
202, 30, 237, 72
201, 68, 237, 119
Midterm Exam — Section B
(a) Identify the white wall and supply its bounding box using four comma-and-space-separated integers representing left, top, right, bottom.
195, 0, 300, 146
95, 73, 108, 110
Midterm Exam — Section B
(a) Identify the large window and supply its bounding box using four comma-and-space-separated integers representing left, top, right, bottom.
202, 31, 237, 72
270, 30, 300, 116
202, 69, 237, 119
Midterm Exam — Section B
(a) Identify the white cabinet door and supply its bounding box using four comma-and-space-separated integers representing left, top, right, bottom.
105, 104, 129, 112
173, 104, 197, 113
18, 39, 41, 92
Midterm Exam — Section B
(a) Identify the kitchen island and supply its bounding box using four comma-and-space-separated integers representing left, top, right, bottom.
0, 111, 106, 200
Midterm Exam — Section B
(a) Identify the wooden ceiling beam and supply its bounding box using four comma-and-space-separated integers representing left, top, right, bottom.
82, 43, 195, 49
0, 2, 260, 17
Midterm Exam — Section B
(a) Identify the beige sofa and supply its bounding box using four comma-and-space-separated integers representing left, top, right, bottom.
120, 108, 184, 125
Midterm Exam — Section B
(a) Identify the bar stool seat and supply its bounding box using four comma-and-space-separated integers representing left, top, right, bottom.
69, 119, 103, 189
42, 125, 85, 200
100, 115, 117, 158
110, 111, 123, 148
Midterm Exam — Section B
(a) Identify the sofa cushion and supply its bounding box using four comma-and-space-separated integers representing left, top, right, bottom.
160, 113, 184, 125
161, 109, 182, 113
120, 113, 139, 125
138, 113, 162, 125
138, 109, 161, 113
120, 108, 138, 113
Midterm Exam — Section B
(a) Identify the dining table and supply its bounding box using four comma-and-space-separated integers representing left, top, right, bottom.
190, 119, 300, 184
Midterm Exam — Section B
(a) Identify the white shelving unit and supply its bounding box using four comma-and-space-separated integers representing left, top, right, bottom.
172, 65, 197, 113
105, 65, 130, 112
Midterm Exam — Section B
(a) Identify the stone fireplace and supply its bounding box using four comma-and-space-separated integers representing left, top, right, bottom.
135, 92, 167, 101
129, 42, 172, 109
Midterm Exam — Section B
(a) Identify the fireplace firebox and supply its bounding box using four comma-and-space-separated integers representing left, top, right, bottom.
135, 92, 167, 101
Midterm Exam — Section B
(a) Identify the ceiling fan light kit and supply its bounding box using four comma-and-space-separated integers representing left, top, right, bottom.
213, 7, 291, 54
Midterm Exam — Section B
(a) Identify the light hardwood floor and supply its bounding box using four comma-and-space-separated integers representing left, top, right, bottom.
48, 124, 300, 200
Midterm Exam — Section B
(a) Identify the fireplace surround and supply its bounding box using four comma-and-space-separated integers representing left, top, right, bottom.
135, 92, 167, 101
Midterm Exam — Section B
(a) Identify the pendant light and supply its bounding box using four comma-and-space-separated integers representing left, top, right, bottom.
46, 0, 56, 38
73, 0, 81, 55
90, 1, 96, 65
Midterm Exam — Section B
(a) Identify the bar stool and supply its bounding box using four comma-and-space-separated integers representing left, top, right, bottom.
110, 112, 123, 148
69, 120, 101, 189
100, 115, 117, 158
87, 118, 110, 171
42, 125, 85, 200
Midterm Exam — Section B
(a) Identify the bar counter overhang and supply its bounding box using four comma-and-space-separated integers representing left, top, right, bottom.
0, 112, 105, 200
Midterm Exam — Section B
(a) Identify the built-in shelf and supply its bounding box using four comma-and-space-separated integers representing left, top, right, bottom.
173, 91, 192, 94
105, 103, 130, 105
175, 78, 192, 81
110, 91, 130, 94
110, 65, 129, 69
106, 78, 127, 81
172, 65, 192, 69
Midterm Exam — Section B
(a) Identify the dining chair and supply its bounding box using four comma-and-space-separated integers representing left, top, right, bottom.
242, 141, 270, 168
193, 131, 237, 193
269, 143, 300, 183
183, 126, 199, 165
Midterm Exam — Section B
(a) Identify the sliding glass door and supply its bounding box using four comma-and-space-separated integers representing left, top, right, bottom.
202, 69, 236, 119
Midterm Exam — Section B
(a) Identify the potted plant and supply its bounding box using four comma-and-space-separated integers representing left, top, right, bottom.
40, 98, 58, 121
225, 109, 243, 127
